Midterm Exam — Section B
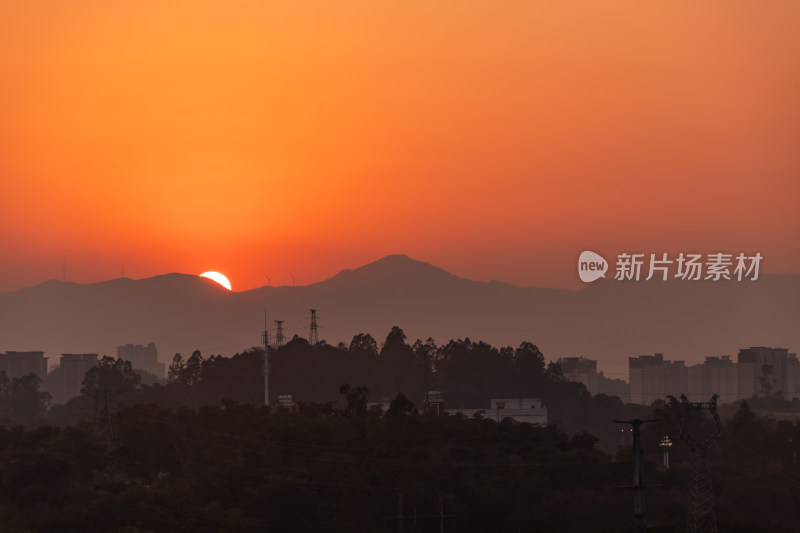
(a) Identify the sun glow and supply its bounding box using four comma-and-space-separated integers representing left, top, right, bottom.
199, 271, 232, 290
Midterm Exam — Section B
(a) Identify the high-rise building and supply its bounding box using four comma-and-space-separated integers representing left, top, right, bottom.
557, 356, 631, 403
53, 353, 98, 404
738, 347, 799, 399
558, 356, 598, 394
116, 342, 164, 378
0, 351, 48, 381
688, 356, 739, 404
629, 353, 688, 405
784, 353, 800, 400
596, 374, 631, 404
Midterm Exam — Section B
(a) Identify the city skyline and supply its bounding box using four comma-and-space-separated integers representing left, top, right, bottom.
1, 254, 797, 383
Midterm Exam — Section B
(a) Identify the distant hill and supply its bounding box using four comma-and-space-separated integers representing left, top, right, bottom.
0, 254, 797, 379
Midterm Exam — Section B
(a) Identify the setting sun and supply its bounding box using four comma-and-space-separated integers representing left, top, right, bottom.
199, 271, 232, 291
0, 1, 796, 293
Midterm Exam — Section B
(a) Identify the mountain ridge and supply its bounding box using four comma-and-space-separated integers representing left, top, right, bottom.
0, 255, 797, 380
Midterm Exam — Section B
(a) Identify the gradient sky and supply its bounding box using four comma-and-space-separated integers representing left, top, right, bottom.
1, 1, 798, 293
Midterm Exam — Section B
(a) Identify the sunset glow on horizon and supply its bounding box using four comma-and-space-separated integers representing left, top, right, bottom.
1, 1, 798, 293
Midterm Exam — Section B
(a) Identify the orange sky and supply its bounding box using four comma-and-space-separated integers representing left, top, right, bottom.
1, 1, 798, 292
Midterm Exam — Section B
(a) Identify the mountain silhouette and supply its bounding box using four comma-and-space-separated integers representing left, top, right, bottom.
316, 254, 461, 289
0, 255, 797, 380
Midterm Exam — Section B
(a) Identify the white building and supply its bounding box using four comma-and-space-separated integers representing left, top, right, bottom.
449, 398, 548, 426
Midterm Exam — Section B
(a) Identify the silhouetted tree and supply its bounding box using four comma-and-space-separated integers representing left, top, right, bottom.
413, 337, 437, 397
180, 350, 204, 386
515, 341, 546, 378
376, 326, 417, 399
195, 350, 262, 406
0, 371, 50, 426
546, 361, 566, 383
167, 353, 184, 383
81, 356, 140, 398
385, 392, 417, 421
8, 374, 51, 425
348, 333, 378, 357
81, 356, 140, 422
380, 326, 408, 358
0, 371, 8, 422
339, 383, 369, 419
437, 338, 514, 406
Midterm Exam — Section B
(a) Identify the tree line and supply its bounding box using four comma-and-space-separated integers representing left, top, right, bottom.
36, 327, 652, 449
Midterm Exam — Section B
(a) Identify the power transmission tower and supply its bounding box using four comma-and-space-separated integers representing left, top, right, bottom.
309, 309, 319, 344
262, 310, 270, 407
92, 388, 124, 478
680, 394, 722, 533
275, 320, 285, 348
615, 418, 656, 533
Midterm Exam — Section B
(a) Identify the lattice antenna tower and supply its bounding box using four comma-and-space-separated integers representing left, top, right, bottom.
275, 320, 285, 348
261, 310, 269, 406
309, 309, 319, 345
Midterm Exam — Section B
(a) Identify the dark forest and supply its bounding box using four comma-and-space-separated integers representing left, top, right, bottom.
2, 328, 800, 532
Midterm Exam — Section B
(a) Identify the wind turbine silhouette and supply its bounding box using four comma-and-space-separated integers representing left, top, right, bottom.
291, 274, 297, 288
262, 273, 272, 287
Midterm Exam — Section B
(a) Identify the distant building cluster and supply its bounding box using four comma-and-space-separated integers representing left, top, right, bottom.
116, 343, 165, 379
51, 353, 98, 405
0, 351, 48, 381
558, 356, 631, 402
0, 343, 164, 405
629, 353, 690, 405
632, 347, 800, 405
6, 341, 797, 411
559, 347, 799, 405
